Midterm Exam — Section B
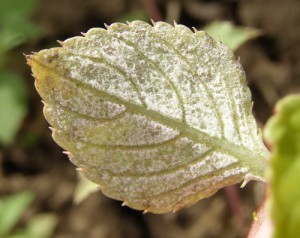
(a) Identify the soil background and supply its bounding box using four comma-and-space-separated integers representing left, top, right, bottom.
1, 0, 300, 238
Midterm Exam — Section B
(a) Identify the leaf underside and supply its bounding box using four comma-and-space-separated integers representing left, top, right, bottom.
28, 21, 268, 213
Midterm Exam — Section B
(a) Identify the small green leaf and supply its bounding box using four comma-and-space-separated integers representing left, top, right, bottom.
204, 21, 260, 51
0, 191, 34, 237
118, 10, 149, 23
7, 232, 28, 238
74, 172, 100, 204
0, 30, 26, 56
6, 213, 57, 238
0, 0, 43, 55
23, 213, 57, 238
0, 71, 28, 145
0, 0, 40, 20
264, 94, 300, 238
28, 21, 268, 213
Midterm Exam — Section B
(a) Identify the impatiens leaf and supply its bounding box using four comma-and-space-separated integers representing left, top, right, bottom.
27, 21, 269, 214
264, 94, 300, 238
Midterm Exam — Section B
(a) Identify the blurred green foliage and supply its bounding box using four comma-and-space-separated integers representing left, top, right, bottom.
0, 191, 33, 237
264, 94, 300, 238
117, 10, 148, 23
0, 190, 57, 238
0, 0, 42, 145
204, 21, 260, 51
73, 172, 100, 204
0, 72, 28, 145
0, 0, 42, 62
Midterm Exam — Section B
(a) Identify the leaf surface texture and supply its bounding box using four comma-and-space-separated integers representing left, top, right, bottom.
28, 21, 268, 213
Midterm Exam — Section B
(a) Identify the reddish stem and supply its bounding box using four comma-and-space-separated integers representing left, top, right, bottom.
224, 185, 245, 234
140, 0, 163, 21
247, 198, 272, 238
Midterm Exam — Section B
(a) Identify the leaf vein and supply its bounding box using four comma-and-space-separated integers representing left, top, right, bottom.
103, 163, 246, 199
32, 58, 266, 168
108, 32, 187, 124
50, 102, 127, 122
103, 148, 215, 177
64, 50, 147, 107
56, 127, 182, 149
149, 28, 225, 137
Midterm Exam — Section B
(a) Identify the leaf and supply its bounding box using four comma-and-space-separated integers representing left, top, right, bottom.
0, 191, 34, 237
0, 0, 40, 20
7, 213, 57, 238
73, 172, 100, 204
22, 213, 58, 238
27, 21, 269, 213
204, 21, 260, 51
0, 71, 28, 145
264, 94, 300, 238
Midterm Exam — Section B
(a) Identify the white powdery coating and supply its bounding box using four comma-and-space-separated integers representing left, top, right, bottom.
141, 167, 249, 210
151, 22, 257, 147
63, 30, 183, 121
109, 22, 222, 136
44, 71, 126, 119
33, 21, 268, 212
69, 138, 211, 174
96, 150, 239, 197
208, 152, 238, 170
59, 22, 260, 149
59, 53, 143, 105
45, 103, 179, 146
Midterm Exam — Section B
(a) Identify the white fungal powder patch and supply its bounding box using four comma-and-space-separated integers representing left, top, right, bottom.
46, 104, 179, 146
63, 28, 183, 121
60, 54, 143, 105
151, 22, 258, 146
44, 72, 126, 119
151, 166, 249, 209
104, 150, 245, 197
31, 21, 268, 213
71, 138, 211, 175
111, 22, 223, 136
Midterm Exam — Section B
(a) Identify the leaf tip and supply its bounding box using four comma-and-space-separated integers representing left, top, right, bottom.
25, 53, 35, 66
